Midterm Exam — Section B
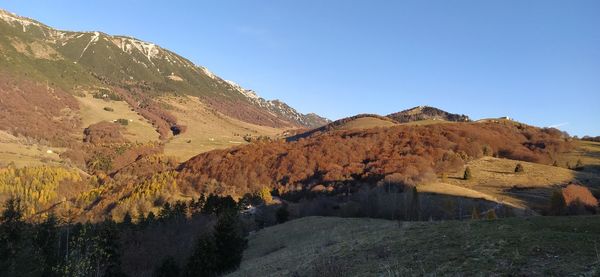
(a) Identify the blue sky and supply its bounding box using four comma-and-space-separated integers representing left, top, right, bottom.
3, 1, 599, 136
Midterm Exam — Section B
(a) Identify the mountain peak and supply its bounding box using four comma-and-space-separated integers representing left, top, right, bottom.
387, 106, 470, 123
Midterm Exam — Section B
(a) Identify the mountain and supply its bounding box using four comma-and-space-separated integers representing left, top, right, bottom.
0, 8, 328, 135
387, 105, 470, 123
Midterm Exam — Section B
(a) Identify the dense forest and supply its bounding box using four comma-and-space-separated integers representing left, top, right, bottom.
0, 194, 249, 277
180, 122, 571, 196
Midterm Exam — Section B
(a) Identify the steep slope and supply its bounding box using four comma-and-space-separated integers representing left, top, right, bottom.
388, 105, 470, 123
0, 9, 326, 132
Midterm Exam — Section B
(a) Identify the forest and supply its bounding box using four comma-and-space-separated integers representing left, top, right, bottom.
179, 121, 572, 197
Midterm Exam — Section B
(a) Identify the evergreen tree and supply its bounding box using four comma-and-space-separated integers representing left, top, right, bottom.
159, 202, 174, 221
154, 256, 180, 277
0, 198, 25, 275
189, 194, 206, 216
185, 233, 218, 277
514, 163, 524, 173
408, 186, 420, 221
35, 213, 59, 276
173, 201, 188, 221
549, 190, 566, 216
276, 206, 290, 224
213, 212, 247, 272
463, 167, 473, 180
122, 212, 133, 226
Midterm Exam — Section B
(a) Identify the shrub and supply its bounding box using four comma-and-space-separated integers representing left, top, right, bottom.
258, 187, 272, 204
115, 119, 129, 126
562, 184, 598, 215
548, 190, 566, 216
514, 163, 524, 173
463, 167, 472, 180
276, 206, 289, 224
486, 209, 497, 220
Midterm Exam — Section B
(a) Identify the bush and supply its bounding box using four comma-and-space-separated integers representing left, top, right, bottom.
548, 190, 566, 216
514, 163, 524, 173
258, 187, 272, 204
115, 119, 129, 126
463, 167, 472, 180
486, 209, 497, 220
276, 206, 289, 224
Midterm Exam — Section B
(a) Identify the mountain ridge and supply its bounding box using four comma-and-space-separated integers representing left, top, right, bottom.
0, 8, 329, 129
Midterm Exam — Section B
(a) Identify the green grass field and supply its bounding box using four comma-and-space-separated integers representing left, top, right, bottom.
231, 216, 600, 276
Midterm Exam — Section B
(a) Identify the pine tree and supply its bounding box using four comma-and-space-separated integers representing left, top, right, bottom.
35, 213, 59, 276
122, 212, 133, 226
154, 256, 180, 277
408, 186, 420, 221
185, 233, 218, 277
213, 211, 247, 273
276, 206, 289, 224
0, 198, 25, 275
514, 163, 524, 173
463, 167, 473, 180
549, 190, 566, 216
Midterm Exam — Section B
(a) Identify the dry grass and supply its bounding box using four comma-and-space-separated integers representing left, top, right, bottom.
77, 92, 159, 143
335, 116, 397, 130
0, 131, 66, 167
230, 216, 600, 276
160, 96, 284, 161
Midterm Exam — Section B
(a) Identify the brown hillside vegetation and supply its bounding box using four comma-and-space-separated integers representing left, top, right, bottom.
180, 122, 571, 196
0, 72, 80, 146
83, 121, 128, 144
562, 184, 598, 208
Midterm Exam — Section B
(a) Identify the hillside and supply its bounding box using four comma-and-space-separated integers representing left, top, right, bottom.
0, 8, 329, 168
231, 216, 600, 276
0, 9, 326, 138
388, 106, 470, 123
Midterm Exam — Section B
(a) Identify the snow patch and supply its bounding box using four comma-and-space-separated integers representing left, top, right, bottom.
200, 66, 217, 79
0, 9, 42, 32
79, 31, 100, 59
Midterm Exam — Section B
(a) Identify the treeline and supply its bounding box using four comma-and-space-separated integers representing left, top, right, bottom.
581, 136, 600, 143
179, 122, 571, 196
0, 194, 248, 277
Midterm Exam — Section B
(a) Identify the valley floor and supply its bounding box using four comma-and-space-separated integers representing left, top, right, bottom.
231, 216, 600, 276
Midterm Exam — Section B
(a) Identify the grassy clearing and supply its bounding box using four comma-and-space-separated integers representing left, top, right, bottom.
434, 155, 600, 210
335, 116, 398, 130
231, 216, 600, 276
0, 131, 66, 168
77, 92, 160, 143
160, 96, 284, 161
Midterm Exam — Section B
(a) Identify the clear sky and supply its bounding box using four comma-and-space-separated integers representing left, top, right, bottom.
3, 1, 599, 136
